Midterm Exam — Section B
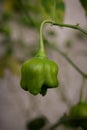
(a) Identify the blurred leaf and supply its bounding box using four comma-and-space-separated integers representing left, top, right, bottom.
0, 25, 11, 36
41, 0, 65, 23
79, 0, 87, 16
0, 58, 6, 77
20, 14, 37, 28
0, 55, 21, 76
7, 57, 21, 76
0, 68, 4, 77
58, 114, 87, 129
65, 40, 73, 48
49, 113, 87, 130
2, 0, 65, 28
2, 12, 12, 21
47, 30, 56, 36
19, 0, 65, 28
3, 0, 14, 12
26, 116, 47, 130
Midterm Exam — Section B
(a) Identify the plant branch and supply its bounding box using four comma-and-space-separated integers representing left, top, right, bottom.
39, 20, 52, 53
48, 43, 87, 78
40, 20, 87, 52
39, 19, 87, 77
53, 23, 87, 35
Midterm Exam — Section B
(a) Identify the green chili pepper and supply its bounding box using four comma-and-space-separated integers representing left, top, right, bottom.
20, 20, 59, 96
20, 52, 58, 96
68, 102, 87, 129
69, 102, 87, 117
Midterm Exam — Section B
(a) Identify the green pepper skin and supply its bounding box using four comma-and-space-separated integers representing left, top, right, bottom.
20, 56, 58, 96
68, 102, 87, 129
69, 102, 87, 117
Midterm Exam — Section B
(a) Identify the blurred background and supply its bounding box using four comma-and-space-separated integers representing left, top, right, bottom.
0, 0, 87, 130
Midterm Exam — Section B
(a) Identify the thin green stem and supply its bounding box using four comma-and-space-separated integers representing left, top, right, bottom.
39, 19, 87, 75
53, 22, 87, 35
48, 43, 87, 78
39, 20, 87, 52
39, 20, 52, 53
79, 77, 86, 103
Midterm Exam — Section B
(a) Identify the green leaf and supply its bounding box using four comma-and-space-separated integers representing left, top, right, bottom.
7, 57, 21, 76
57, 114, 87, 129
41, 0, 65, 23
80, 0, 87, 16
20, 0, 65, 28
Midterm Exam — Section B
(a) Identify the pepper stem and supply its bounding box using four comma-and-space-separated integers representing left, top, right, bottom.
38, 19, 87, 57
39, 20, 53, 57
